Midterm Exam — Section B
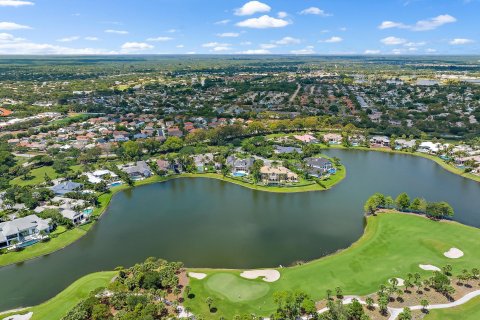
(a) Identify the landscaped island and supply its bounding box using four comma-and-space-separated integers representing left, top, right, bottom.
2, 212, 479, 320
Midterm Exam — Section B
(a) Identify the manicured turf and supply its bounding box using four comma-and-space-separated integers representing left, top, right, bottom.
425, 296, 480, 320
0, 271, 116, 320
185, 213, 480, 318
205, 273, 270, 302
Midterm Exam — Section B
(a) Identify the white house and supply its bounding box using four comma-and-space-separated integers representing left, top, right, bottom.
0, 215, 52, 249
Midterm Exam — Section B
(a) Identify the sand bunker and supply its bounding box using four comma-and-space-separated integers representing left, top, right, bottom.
419, 264, 441, 271
3, 312, 33, 320
444, 248, 464, 259
240, 269, 281, 282
188, 272, 207, 280
389, 277, 405, 286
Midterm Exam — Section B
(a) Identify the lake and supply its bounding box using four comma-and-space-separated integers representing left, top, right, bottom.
0, 149, 479, 310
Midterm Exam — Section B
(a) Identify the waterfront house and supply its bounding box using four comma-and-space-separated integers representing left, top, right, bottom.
260, 165, 298, 185
120, 161, 152, 180
226, 156, 255, 174
323, 133, 342, 145
304, 157, 333, 177
0, 215, 52, 249
370, 136, 390, 147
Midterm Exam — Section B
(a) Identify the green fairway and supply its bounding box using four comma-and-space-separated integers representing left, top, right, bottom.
205, 273, 270, 302
425, 296, 480, 320
185, 213, 480, 318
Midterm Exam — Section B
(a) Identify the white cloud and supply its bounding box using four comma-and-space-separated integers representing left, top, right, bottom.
378, 14, 456, 31
425, 48, 437, 53
0, 32, 24, 43
202, 42, 229, 48
299, 7, 331, 16
404, 41, 426, 47
212, 46, 232, 52
235, 1, 271, 16
381, 36, 407, 45
238, 49, 271, 54
274, 36, 300, 45
215, 19, 230, 25
320, 36, 343, 43
0, 0, 33, 7
146, 36, 173, 42
291, 46, 315, 54
260, 43, 277, 49
217, 32, 240, 38
339, 27, 347, 31
121, 42, 154, 52
364, 49, 380, 54
240, 41, 252, 45
166, 29, 177, 33
0, 34, 112, 54
391, 48, 404, 55
449, 38, 474, 45
105, 29, 129, 35
57, 36, 80, 42
236, 15, 290, 29
84, 36, 99, 41
176, 44, 184, 48
0, 22, 31, 30
277, 11, 288, 18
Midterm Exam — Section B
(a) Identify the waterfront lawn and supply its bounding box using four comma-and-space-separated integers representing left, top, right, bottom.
425, 296, 480, 320
185, 213, 480, 318
0, 226, 89, 268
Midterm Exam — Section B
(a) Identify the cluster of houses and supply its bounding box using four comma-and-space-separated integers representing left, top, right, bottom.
0, 214, 52, 250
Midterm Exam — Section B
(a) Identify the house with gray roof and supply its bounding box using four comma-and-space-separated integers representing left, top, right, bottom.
120, 161, 152, 180
226, 156, 255, 174
51, 181, 83, 196
304, 157, 334, 178
0, 215, 52, 249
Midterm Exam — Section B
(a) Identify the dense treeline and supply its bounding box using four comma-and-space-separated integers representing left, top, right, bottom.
364, 192, 454, 219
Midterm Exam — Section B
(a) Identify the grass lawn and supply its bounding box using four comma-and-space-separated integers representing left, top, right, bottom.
0, 271, 116, 320
10, 165, 84, 187
425, 296, 480, 320
185, 213, 480, 318
0, 226, 89, 268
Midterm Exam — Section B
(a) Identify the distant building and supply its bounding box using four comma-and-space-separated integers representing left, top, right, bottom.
51, 181, 83, 196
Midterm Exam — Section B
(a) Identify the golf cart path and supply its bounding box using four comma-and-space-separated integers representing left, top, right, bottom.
315, 290, 480, 320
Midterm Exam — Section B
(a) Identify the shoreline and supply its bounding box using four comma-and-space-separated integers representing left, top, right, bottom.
0, 169, 346, 269
0, 146, 477, 269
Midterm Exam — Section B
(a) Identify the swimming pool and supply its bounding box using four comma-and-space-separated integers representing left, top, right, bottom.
19, 239, 39, 248
109, 182, 123, 187
233, 171, 247, 177
83, 208, 93, 215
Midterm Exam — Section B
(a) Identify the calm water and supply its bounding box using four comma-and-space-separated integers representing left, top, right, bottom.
0, 149, 479, 310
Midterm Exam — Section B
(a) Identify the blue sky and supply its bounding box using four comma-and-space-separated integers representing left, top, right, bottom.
0, 0, 479, 55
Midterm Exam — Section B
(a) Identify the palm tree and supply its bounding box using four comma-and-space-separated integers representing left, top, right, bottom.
205, 297, 214, 312
420, 299, 429, 313
365, 297, 374, 310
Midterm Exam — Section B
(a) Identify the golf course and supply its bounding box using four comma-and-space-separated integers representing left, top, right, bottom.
3, 212, 479, 319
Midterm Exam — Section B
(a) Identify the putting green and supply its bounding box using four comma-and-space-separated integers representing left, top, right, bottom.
186, 213, 480, 318
205, 273, 270, 302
